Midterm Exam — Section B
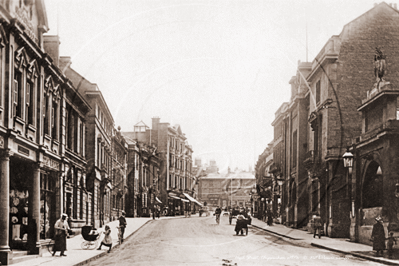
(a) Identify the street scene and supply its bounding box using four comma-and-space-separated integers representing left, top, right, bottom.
1, 0, 399, 265
85, 216, 379, 266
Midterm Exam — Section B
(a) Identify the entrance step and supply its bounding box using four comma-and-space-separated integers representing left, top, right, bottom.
11, 250, 39, 265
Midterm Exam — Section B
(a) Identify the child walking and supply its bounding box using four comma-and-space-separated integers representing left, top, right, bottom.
387, 232, 397, 258
97, 225, 112, 253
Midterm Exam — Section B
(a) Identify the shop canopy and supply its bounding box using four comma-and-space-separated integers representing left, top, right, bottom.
181, 198, 189, 202
156, 197, 162, 204
183, 193, 203, 207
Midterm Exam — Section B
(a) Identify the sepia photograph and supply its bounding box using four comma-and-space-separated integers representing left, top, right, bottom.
0, 0, 398, 265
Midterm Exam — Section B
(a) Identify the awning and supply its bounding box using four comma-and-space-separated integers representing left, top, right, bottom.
181, 199, 189, 202
156, 197, 162, 204
170, 196, 181, 200
182, 193, 202, 206
183, 193, 196, 202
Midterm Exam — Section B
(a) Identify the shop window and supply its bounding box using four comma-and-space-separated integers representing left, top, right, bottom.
40, 172, 55, 239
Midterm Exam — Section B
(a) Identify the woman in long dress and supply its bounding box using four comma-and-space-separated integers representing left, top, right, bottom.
371, 216, 386, 257
52, 214, 69, 256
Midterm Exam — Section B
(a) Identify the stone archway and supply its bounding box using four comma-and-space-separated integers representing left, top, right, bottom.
362, 161, 383, 209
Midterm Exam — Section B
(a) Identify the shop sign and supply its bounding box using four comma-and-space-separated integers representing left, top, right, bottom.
43, 156, 60, 171
18, 145, 30, 156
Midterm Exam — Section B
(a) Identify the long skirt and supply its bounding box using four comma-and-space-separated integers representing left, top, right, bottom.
235, 219, 248, 232
53, 232, 67, 252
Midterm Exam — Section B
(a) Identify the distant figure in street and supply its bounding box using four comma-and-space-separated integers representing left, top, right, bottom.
387, 231, 397, 258
97, 225, 112, 253
52, 214, 69, 256
118, 211, 127, 243
371, 216, 386, 257
267, 209, 273, 226
152, 206, 156, 220
157, 206, 161, 219
313, 213, 322, 239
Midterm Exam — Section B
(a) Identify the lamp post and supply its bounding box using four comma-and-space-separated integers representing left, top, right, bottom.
343, 150, 354, 219
343, 150, 354, 174
276, 176, 284, 223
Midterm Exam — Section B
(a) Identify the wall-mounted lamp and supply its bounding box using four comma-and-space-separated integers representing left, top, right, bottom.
276, 176, 284, 186
343, 150, 354, 174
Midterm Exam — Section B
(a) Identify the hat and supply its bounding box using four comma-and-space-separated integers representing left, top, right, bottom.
61, 213, 68, 218
122, 211, 126, 215
375, 215, 383, 222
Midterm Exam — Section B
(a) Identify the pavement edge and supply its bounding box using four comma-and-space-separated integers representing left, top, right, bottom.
251, 224, 301, 240
73, 219, 153, 266
311, 242, 399, 266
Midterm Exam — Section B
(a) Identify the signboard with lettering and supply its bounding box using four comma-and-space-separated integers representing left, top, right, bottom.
43, 156, 60, 171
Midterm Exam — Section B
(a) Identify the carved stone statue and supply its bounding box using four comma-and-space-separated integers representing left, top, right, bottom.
374, 47, 387, 83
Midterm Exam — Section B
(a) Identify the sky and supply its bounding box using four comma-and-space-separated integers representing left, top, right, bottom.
44, 0, 381, 172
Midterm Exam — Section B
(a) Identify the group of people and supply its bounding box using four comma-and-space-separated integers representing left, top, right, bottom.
52, 211, 127, 256
152, 205, 161, 220
372, 216, 397, 258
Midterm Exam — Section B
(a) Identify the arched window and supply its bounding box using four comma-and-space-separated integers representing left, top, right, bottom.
362, 161, 383, 208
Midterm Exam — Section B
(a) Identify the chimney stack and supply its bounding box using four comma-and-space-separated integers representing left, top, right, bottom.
43, 35, 60, 67
152, 117, 160, 131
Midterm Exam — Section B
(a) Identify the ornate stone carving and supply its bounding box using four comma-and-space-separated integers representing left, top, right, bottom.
14, 6, 37, 43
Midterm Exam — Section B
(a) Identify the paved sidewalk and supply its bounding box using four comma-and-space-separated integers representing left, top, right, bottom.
251, 217, 399, 265
12, 214, 198, 266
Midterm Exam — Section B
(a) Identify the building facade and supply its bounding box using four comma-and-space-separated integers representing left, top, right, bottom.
198, 170, 255, 209
123, 117, 197, 216
110, 127, 128, 220
269, 2, 399, 240
63, 65, 115, 228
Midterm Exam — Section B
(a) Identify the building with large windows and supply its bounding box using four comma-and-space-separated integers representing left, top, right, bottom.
123, 117, 197, 216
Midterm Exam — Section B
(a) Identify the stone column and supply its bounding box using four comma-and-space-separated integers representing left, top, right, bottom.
0, 150, 12, 265
28, 163, 41, 255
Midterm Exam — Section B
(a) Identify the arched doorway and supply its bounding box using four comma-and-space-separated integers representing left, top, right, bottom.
362, 161, 383, 209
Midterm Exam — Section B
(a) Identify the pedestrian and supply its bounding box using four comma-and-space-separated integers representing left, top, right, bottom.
97, 225, 112, 253
371, 215, 386, 257
387, 231, 396, 258
267, 210, 273, 226
313, 212, 322, 238
157, 206, 161, 219
52, 213, 69, 257
152, 206, 156, 220
118, 211, 127, 243
263, 208, 267, 222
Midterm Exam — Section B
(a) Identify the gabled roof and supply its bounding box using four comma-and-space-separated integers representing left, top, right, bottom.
340, 2, 399, 38
134, 120, 149, 128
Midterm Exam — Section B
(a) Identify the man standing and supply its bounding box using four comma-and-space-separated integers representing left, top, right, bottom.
118, 211, 127, 243
313, 212, 322, 239
52, 214, 69, 256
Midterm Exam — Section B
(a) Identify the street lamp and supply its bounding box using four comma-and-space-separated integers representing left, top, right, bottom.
343, 150, 354, 218
342, 150, 354, 174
